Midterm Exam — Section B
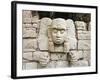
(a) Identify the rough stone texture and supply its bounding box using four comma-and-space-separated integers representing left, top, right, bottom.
23, 62, 38, 70
88, 22, 91, 31
56, 61, 69, 67
70, 60, 88, 67
23, 27, 37, 38
68, 50, 83, 62
23, 18, 32, 24
23, 52, 33, 61
75, 21, 87, 30
23, 24, 33, 28
66, 19, 77, 49
83, 50, 90, 61
22, 10, 32, 18
45, 61, 56, 68
23, 39, 37, 51
77, 31, 91, 40
22, 11, 91, 69
38, 18, 52, 50
78, 40, 91, 50
50, 53, 67, 61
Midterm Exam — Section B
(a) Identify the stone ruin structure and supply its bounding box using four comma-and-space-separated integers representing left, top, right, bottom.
22, 10, 91, 69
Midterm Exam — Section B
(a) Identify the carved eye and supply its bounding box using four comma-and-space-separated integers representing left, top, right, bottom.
60, 30, 65, 34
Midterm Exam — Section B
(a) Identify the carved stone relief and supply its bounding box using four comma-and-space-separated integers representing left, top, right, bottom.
22, 11, 91, 69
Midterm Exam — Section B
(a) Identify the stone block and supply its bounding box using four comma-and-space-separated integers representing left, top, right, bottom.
46, 61, 56, 68
88, 22, 91, 31
32, 23, 39, 28
83, 50, 90, 61
68, 50, 83, 61
56, 61, 69, 67
22, 10, 32, 18
23, 17, 32, 24
70, 60, 89, 67
50, 53, 67, 61
75, 21, 87, 30
66, 19, 77, 49
77, 31, 91, 40
25, 62, 38, 69
78, 40, 91, 50
38, 35, 48, 50
23, 39, 37, 51
23, 52, 33, 61
22, 24, 33, 28
23, 27, 37, 38
32, 16, 39, 23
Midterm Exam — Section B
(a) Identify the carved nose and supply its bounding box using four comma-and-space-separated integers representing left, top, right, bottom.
56, 31, 61, 38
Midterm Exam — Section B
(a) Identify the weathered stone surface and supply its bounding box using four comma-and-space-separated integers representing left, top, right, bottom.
23, 52, 33, 60
45, 61, 56, 68
33, 51, 50, 67
83, 50, 90, 61
70, 60, 88, 67
66, 19, 77, 49
56, 61, 69, 67
78, 40, 91, 50
23, 27, 37, 38
39, 18, 52, 35
75, 21, 87, 30
23, 24, 33, 28
77, 31, 91, 40
38, 35, 48, 50
22, 63, 26, 70
25, 62, 38, 69
23, 17, 32, 24
68, 50, 83, 62
32, 23, 39, 28
38, 18, 52, 50
50, 53, 67, 61
22, 10, 32, 18
88, 22, 91, 31
23, 39, 37, 51
32, 16, 39, 23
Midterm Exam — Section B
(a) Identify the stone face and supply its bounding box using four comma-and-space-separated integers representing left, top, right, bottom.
77, 31, 91, 40
75, 21, 87, 30
50, 53, 67, 61
23, 52, 33, 60
78, 40, 91, 50
23, 27, 37, 38
56, 61, 69, 67
23, 39, 37, 51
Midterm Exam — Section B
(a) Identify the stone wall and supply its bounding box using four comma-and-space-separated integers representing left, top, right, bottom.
22, 10, 91, 69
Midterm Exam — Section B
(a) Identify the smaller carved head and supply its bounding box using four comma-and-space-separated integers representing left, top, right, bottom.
50, 18, 67, 45
48, 18, 69, 52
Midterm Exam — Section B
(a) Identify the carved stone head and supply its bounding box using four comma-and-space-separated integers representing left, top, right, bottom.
48, 18, 69, 53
